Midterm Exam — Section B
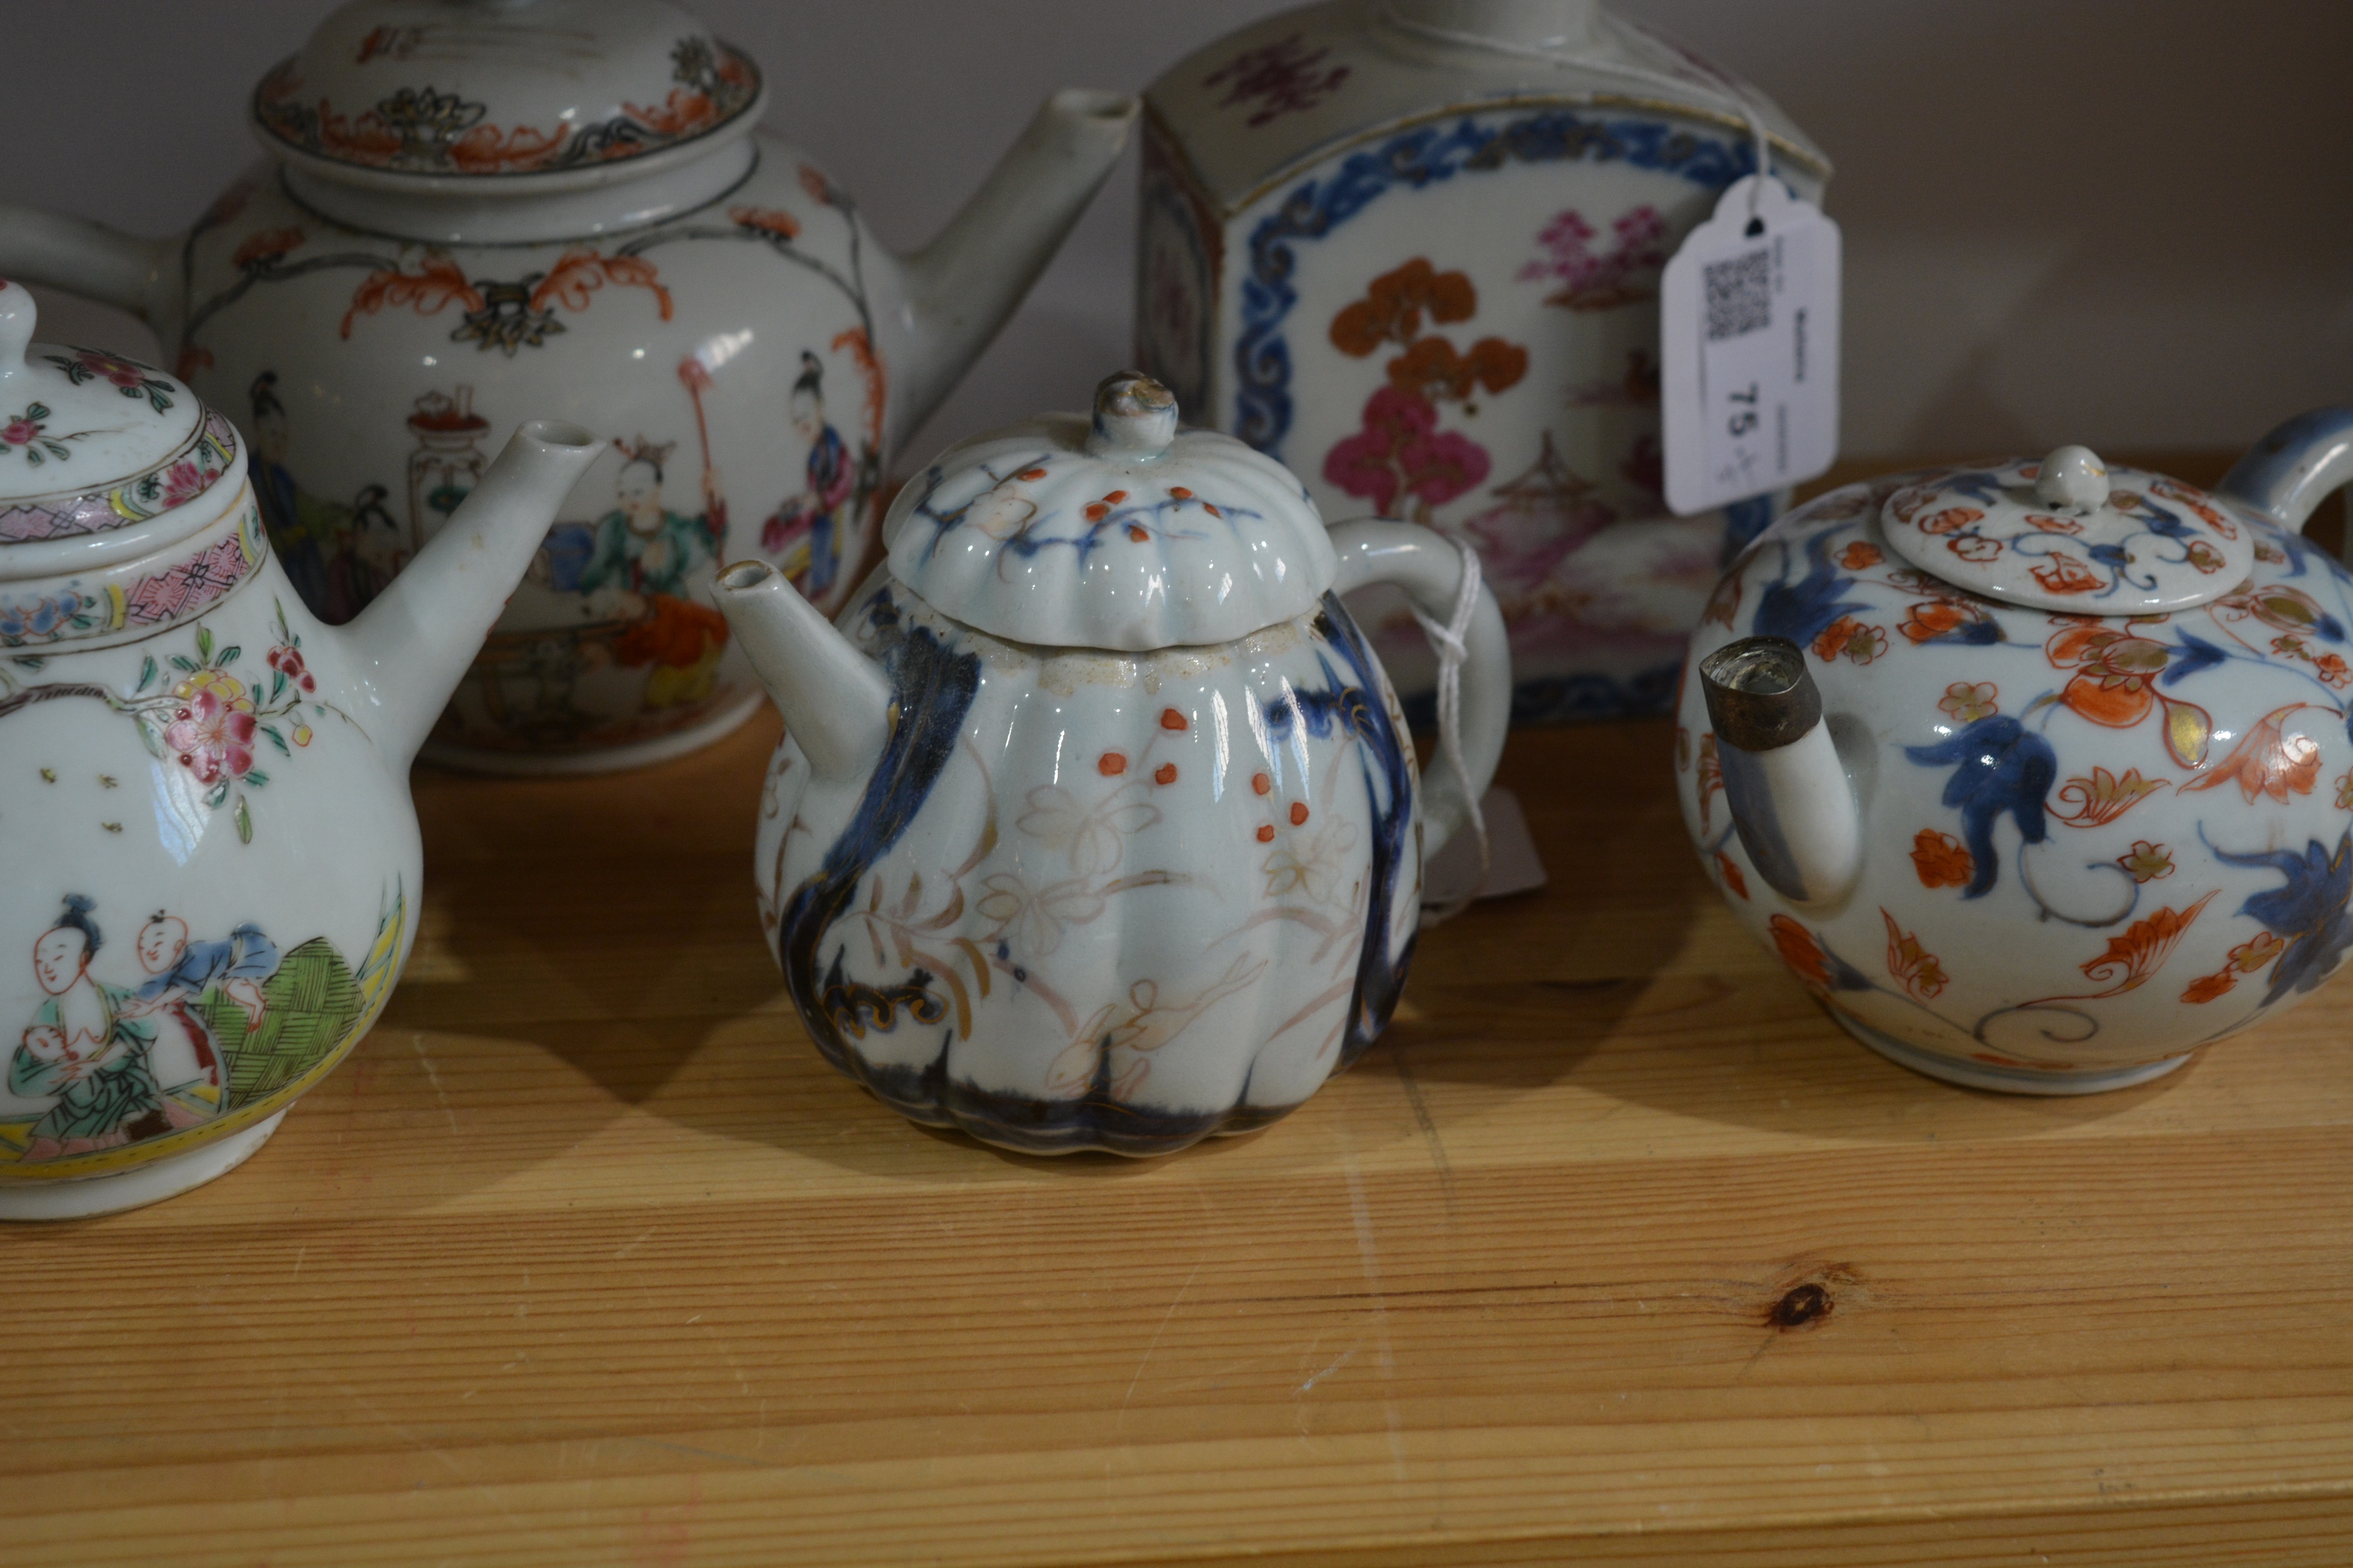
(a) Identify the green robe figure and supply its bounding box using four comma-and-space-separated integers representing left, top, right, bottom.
576, 440, 731, 711
8, 896, 184, 1162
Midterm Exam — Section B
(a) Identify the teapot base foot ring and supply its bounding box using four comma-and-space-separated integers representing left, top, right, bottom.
419, 691, 765, 777
1834, 1015, 2194, 1097
0, 1111, 288, 1222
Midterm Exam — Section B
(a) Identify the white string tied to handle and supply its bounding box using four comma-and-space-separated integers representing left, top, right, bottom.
1411, 535, 1489, 927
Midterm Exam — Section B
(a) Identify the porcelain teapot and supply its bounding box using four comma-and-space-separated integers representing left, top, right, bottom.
1138, 0, 1828, 729
715, 372, 1511, 1154
1678, 411, 2353, 1094
0, 280, 598, 1217
0, 0, 1138, 774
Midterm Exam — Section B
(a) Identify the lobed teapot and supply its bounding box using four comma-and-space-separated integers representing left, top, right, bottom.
0, 0, 1138, 773
1679, 411, 2353, 1093
715, 372, 1511, 1154
1138, 0, 1828, 729
0, 280, 598, 1217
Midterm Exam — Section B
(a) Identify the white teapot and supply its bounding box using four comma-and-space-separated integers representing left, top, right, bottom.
715, 372, 1511, 1153
0, 281, 598, 1216
1681, 412, 2353, 1093
0, 0, 1137, 773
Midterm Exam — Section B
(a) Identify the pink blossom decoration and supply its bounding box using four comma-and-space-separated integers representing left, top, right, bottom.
163, 688, 258, 786
1323, 386, 1491, 516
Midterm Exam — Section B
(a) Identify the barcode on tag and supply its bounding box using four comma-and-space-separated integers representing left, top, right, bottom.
1704, 248, 1771, 341
1659, 175, 1842, 516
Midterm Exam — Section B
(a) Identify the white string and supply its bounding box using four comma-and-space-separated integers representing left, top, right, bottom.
1411, 536, 1489, 927
1375, 4, 1775, 209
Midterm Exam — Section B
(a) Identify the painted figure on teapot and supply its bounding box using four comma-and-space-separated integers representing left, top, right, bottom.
0, 279, 599, 1216
0, 0, 1139, 772
1138, 0, 1827, 729
1679, 413, 2353, 1093
714, 372, 1512, 1154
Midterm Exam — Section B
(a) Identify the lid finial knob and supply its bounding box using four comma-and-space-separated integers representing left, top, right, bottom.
1085, 371, 1178, 460
2035, 445, 2111, 512
0, 279, 33, 385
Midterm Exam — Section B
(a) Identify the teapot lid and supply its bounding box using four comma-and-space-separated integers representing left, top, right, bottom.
884, 372, 1339, 650
1879, 446, 2257, 615
252, 0, 764, 188
0, 281, 236, 563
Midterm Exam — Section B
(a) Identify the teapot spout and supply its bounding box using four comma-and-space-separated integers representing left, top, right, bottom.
713, 561, 891, 782
2217, 406, 2353, 534
0, 201, 171, 319
332, 421, 603, 770
1699, 636, 1862, 905
894, 88, 1139, 442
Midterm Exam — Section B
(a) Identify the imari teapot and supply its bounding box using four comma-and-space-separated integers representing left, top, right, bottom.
0, 281, 598, 1216
1681, 411, 2353, 1093
714, 372, 1511, 1154
0, 0, 1138, 772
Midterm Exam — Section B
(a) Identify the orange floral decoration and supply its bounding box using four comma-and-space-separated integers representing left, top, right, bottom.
340, 252, 485, 339
2031, 555, 2104, 595
232, 228, 305, 270
531, 249, 675, 321
1768, 915, 1831, 989
728, 205, 800, 241
2078, 891, 2217, 997
1384, 335, 1528, 403
1714, 852, 1748, 899
1838, 541, 1883, 570
1909, 829, 1974, 889
2052, 766, 2167, 827
2180, 703, 2321, 804
1881, 910, 1949, 1000
1329, 259, 1476, 356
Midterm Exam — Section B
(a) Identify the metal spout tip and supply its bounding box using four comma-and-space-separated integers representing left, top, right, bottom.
1701, 636, 1822, 752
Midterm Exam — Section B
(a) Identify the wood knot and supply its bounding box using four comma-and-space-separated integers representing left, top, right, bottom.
1769, 1282, 1831, 1328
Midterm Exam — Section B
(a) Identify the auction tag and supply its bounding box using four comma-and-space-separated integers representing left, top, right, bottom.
1659, 175, 1842, 517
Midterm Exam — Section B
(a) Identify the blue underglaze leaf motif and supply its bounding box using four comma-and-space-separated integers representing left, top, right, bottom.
1904, 716, 2057, 899
2214, 829, 2353, 1007
1753, 529, 1872, 650
2161, 630, 2227, 687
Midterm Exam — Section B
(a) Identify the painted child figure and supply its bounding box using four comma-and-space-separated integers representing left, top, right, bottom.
8, 898, 178, 1160
119, 912, 280, 1111
577, 438, 732, 711
759, 352, 855, 602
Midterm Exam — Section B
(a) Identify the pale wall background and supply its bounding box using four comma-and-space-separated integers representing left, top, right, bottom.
4, 0, 2348, 466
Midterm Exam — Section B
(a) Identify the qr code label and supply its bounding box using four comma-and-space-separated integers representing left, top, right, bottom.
1704, 248, 1771, 341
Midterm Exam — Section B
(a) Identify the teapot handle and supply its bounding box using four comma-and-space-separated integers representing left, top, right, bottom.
1327, 520, 1511, 862
2217, 406, 2353, 536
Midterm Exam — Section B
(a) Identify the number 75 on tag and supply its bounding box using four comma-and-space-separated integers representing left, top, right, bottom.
1659, 175, 1842, 518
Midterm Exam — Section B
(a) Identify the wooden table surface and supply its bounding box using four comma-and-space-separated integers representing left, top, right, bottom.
13, 457, 2353, 1567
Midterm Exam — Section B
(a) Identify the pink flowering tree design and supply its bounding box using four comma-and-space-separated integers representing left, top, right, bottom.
1519, 206, 1669, 311
1320, 260, 1528, 522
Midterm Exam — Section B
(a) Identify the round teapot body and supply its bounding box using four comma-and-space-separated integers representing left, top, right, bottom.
1677, 470, 2353, 1091
0, 485, 417, 1215
1139, 1, 1830, 728
164, 134, 902, 772
754, 574, 1426, 1155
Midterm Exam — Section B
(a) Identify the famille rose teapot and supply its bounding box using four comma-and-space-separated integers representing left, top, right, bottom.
715, 372, 1510, 1154
1681, 409, 2353, 1094
1138, 0, 1828, 729
0, 0, 1137, 773
0, 281, 598, 1217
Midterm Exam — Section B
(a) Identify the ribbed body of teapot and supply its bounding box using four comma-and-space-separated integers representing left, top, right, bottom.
166, 135, 901, 773
754, 576, 1424, 1155
1677, 461, 2353, 1092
